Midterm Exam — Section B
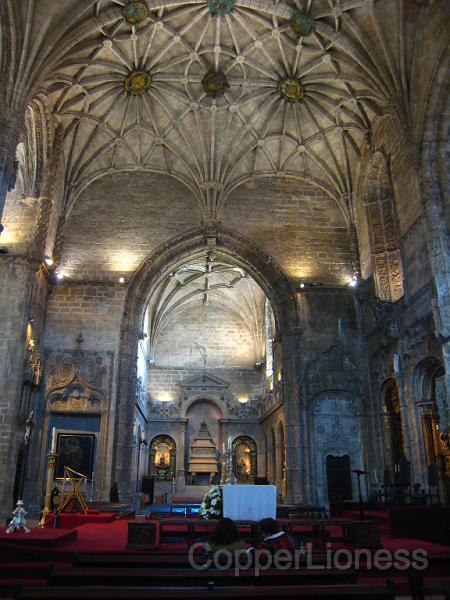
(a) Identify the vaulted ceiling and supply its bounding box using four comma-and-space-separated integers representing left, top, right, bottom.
2, 0, 435, 285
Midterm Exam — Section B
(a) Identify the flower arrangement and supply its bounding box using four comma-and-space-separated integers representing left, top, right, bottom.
198, 485, 223, 519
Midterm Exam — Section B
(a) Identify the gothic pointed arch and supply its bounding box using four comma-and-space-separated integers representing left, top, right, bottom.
113, 225, 299, 496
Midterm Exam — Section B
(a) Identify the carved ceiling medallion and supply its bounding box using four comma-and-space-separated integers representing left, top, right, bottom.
278, 78, 304, 103
123, 2, 149, 24
124, 70, 152, 95
202, 71, 229, 98
290, 12, 316, 37
207, 0, 235, 17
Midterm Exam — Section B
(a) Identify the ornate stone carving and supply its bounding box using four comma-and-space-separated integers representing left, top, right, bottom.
148, 399, 181, 418
45, 351, 109, 412
305, 345, 363, 399
227, 398, 259, 418
359, 293, 400, 343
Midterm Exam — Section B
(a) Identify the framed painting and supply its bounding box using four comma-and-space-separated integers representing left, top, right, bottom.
55, 433, 96, 480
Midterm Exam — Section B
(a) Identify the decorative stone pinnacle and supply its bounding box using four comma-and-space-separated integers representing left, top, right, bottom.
202, 71, 229, 98
124, 71, 152, 95
290, 12, 316, 38
278, 78, 304, 103
123, 2, 149, 25
207, 0, 235, 17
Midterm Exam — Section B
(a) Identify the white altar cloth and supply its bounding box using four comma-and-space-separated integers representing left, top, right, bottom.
222, 485, 277, 521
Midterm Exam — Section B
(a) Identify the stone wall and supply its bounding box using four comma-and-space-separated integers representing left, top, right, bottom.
153, 302, 261, 370
222, 179, 352, 285
148, 367, 262, 405
0, 258, 40, 515
44, 283, 126, 351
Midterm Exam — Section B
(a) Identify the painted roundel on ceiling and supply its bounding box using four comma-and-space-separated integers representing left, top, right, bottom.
124, 71, 153, 95
278, 78, 304, 103
123, 2, 149, 24
290, 12, 316, 37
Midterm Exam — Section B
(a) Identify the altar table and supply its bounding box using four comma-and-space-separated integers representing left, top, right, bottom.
222, 484, 277, 521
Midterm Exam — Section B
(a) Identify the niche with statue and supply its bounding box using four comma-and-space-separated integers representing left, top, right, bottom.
232, 436, 257, 482
149, 435, 176, 481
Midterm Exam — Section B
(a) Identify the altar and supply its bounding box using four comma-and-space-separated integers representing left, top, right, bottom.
222, 485, 277, 521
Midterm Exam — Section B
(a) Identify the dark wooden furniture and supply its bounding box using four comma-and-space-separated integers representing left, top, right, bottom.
127, 520, 158, 549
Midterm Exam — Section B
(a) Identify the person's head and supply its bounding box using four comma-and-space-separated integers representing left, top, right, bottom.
259, 518, 281, 537
209, 518, 240, 545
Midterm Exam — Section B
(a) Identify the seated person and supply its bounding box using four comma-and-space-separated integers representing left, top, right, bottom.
204, 517, 246, 553
254, 517, 297, 554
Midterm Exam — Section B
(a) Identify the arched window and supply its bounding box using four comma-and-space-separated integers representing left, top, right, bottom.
364, 153, 404, 302
149, 435, 176, 481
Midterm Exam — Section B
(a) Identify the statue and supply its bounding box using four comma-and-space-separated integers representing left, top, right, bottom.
6, 500, 31, 534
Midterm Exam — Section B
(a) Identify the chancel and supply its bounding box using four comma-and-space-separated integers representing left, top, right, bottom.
0, 0, 449, 598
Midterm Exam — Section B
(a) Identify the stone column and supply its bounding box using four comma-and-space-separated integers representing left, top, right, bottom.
114, 321, 140, 502
176, 419, 187, 492
281, 310, 306, 504
29, 125, 65, 262
0, 257, 36, 517
0, 113, 22, 237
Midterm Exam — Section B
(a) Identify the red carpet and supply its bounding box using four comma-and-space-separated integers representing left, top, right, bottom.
0, 527, 77, 547
44, 511, 116, 529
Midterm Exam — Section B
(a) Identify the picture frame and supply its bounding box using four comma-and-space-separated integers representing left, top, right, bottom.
55, 433, 96, 481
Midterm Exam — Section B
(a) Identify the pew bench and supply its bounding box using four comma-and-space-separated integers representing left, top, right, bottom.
13, 582, 395, 599
48, 566, 357, 587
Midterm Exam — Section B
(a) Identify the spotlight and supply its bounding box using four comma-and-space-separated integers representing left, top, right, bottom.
44, 257, 54, 266
299, 282, 305, 289
119, 276, 125, 284
56, 272, 64, 281
349, 276, 358, 288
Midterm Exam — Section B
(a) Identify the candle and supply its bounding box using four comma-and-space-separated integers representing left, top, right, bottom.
50, 427, 57, 453
222, 442, 225, 454
227, 436, 231, 450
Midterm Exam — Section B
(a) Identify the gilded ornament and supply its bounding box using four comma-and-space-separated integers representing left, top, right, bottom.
124, 71, 152, 95
207, 0, 235, 17
278, 78, 304, 103
202, 71, 229, 98
123, 2, 149, 25
290, 12, 316, 37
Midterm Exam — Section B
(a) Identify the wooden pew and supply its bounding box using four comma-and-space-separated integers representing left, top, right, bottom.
48, 566, 357, 587
14, 582, 395, 599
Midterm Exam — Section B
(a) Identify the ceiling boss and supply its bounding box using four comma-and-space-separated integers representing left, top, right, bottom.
278, 78, 304, 103
122, 1, 150, 24
124, 71, 153, 95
